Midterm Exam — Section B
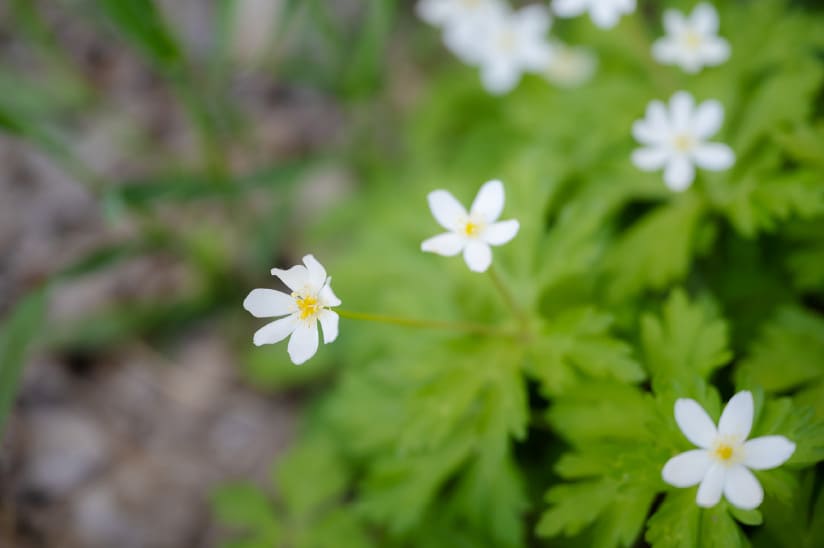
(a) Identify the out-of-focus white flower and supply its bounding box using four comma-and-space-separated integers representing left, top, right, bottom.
662, 391, 796, 510
652, 3, 730, 73
543, 40, 597, 88
422, 179, 520, 273
470, 4, 553, 94
553, 0, 636, 29
416, 0, 505, 63
243, 254, 340, 365
632, 91, 735, 191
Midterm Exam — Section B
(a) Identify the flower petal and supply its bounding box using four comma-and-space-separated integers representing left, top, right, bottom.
632, 119, 665, 145
590, 1, 621, 28
632, 147, 669, 171
669, 91, 695, 133
723, 465, 764, 510
302, 254, 327, 291
253, 314, 298, 346
696, 462, 726, 507
663, 156, 695, 191
428, 190, 467, 231
662, 8, 686, 35
692, 2, 719, 34
470, 179, 506, 222
318, 309, 339, 344
662, 449, 712, 487
243, 288, 295, 318
463, 241, 492, 272
718, 390, 753, 439
691, 99, 724, 139
270, 265, 309, 292
743, 436, 796, 470
645, 100, 670, 133
287, 321, 319, 365
319, 282, 341, 307
701, 38, 730, 65
481, 60, 521, 95
422, 233, 465, 256
693, 143, 735, 171
652, 38, 680, 65
553, 0, 587, 17
484, 219, 519, 246
674, 398, 717, 449
514, 4, 551, 36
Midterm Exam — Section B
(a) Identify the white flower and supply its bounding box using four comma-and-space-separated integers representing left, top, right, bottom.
243, 254, 341, 365
553, 0, 636, 29
543, 41, 597, 88
662, 391, 796, 510
422, 179, 520, 273
632, 91, 735, 191
470, 5, 553, 94
652, 3, 730, 73
416, 0, 505, 64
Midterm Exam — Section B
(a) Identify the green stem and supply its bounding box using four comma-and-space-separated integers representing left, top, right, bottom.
336, 309, 513, 338
487, 266, 530, 331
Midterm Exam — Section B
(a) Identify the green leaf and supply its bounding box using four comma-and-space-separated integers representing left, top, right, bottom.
646, 490, 701, 548
211, 483, 280, 546
275, 437, 349, 519
0, 289, 47, 435
736, 307, 824, 394
528, 307, 645, 397
641, 289, 731, 390
604, 194, 705, 299
94, 0, 182, 71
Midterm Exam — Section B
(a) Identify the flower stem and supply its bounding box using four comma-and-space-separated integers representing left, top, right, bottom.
335, 309, 513, 337
487, 266, 530, 331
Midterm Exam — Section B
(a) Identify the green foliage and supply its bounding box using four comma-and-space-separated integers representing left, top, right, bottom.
0, 289, 47, 436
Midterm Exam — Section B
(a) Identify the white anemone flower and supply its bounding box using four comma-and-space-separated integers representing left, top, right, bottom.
416, 0, 505, 64
422, 179, 520, 273
662, 391, 796, 510
652, 3, 731, 73
543, 40, 597, 88
243, 254, 341, 365
471, 4, 553, 94
632, 91, 735, 191
553, 0, 636, 29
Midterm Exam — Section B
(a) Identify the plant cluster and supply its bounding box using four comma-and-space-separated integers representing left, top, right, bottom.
215, 1, 824, 547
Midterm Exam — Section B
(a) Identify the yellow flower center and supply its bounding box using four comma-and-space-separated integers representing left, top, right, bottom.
673, 133, 694, 152
684, 30, 703, 50
295, 294, 320, 320
714, 443, 734, 461
463, 220, 482, 237
498, 30, 516, 52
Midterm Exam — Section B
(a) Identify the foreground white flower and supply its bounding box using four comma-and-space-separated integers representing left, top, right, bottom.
553, 0, 636, 29
543, 41, 597, 88
632, 91, 735, 191
243, 254, 340, 365
422, 179, 519, 272
662, 391, 796, 510
652, 3, 730, 73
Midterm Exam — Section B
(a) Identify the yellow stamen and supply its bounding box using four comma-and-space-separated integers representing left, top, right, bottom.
295, 295, 320, 320
714, 443, 734, 461
684, 30, 702, 50
673, 134, 694, 152
498, 30, 516, 52
463, 221, 481, 237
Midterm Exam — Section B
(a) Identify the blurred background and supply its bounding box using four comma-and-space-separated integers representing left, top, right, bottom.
2, 0, 824, 547
0, 0, 406, 546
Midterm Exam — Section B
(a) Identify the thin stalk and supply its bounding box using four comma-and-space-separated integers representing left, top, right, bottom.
487, 266, 530, 331
336, 309, 513, 338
